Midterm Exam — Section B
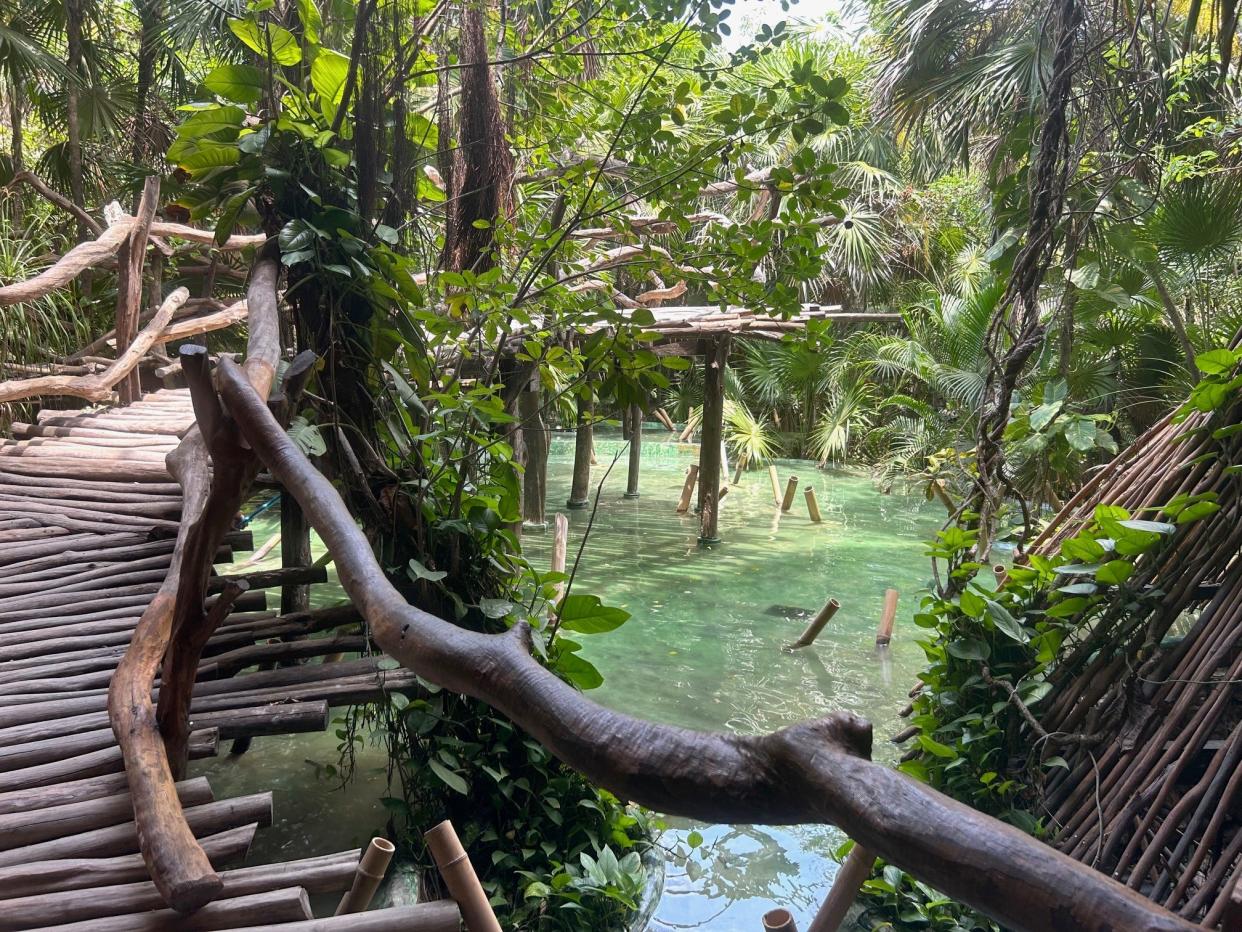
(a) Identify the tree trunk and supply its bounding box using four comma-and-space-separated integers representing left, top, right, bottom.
697, 337, 729, 543
65, 0, 87, 238
280, 491, 311, 615
7, 68, 23, 229
1149, 266, 1198, 377
131, 0, 162, 167
567, 397, 592, 508
519, 378, 547, 527
624, 404, 641, 499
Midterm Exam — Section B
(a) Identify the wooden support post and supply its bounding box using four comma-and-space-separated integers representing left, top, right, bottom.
424, 820, 502, 932
763, 908, 799, 931
787, 598, 841, 650
335, 837, 395, 915
993, 564, 1008, 589
519, 376, 548, 529
624, 404, 641, 499
697, 336, 729, 543
676, 464, 698, 514
550, 513, 568, 614
768, 464, 781, 505
654, 407, 676, 431
875, 589, 899, 646
115, 177, 160, 405
732, 453, 747, 485
781, 475, 799, 512
805, 488, 822, 523
280, 491, 311, 615
807, 844, 875, 932
930, 479, 955, 514
567, 398, 592, 509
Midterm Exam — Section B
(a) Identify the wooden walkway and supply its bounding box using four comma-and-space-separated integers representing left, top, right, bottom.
0, 390, 447, 930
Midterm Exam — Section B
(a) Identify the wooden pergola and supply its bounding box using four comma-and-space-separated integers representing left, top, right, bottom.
553, 303, 903, 543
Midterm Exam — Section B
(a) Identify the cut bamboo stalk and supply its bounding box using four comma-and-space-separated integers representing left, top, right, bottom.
875, 589, 899, 646
676, 464, 699, 514
808, 844, 875, 932
335, 836, 395, 915
781, 476, 799, 512
550, 513, 569, 615
993, 564, 1007, 589
805, 488, 822, 523
768, 464, 781, 505
763, 907, 799, 931
787, 599, 841, 650
930, 479, 955, 514
424, 820, 501, 932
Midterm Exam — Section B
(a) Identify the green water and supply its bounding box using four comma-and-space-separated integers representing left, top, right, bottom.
195, 430, 943, 929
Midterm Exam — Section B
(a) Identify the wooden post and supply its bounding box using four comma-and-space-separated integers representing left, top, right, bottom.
781, 475, 799, 512
807, 844, 875, 932
732, 452, 747, 485
768, 464, 782, 505
876, 589, 899, 646
676, 464, 699, 514
280, 491, 311, 615
335, 837, 395, 915
550, 512, 568, 614
519, 376, 547, 529
930, 479, 955, 514
805, 488, 822, 523
787, 598, 841, 650
425, 820, 502, 932
654, 407, 676, 431
993, 564, 1008, 589
624, 403, 641, 499
763, 908, 799, 931
567, 398, 592, 509
697, 336, 729, 543
115, 177, 160, 404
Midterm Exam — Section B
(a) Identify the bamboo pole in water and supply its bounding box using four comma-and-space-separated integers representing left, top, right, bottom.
424, 820, 501, 932
808, 844, 876, 932
335, 837, 394, 915
550, 513, 568, 613
875, 589, 899, 646
781, 476, 799, 513
993, 564, 1007, 588
787, 598, 841, 650
805, 488, 822, 523
763, 907, 799, 931
768, 464, 781, 505
676, 464, 699, 514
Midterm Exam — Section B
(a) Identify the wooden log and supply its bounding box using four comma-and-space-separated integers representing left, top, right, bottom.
212, 903, 462, 932
676, 464, 699, 514
0, 778, 213, 850
787, 599, 842, 650
624, 403, 642, 499
567, 398, 592, 509
763, 908, 798, 932
768, 464, 781, 505
116, 178, 161, 404
0, 770, 136, 815
0, 469, 181, 496
781, 476, 799, 512
424, 820, 501, 932
0, 824, 257, 900
0, 730, 217, 793
807, 844, 875, 932
697, 336, 729, 543
654, 407, 676, 431
0, 851, 359, 930
20, 886, 313, 932
550, 512, 569, 615
875, 589, 899, 646
211, 564, 326, 594
519, 380, 548, 527
0, 221, 132, 308
335, 837, 394, 915
281, 490, 312, 614
0, 793, 272, 868
805, 487, 822, 523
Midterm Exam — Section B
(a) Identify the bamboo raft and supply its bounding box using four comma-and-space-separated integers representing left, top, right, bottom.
0, 390, 457, 931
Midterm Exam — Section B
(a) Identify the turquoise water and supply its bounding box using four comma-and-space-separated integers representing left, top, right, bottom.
196, 429, 943, 929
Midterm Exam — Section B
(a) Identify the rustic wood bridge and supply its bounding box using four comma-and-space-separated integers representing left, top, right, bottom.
0, 390, 459, 930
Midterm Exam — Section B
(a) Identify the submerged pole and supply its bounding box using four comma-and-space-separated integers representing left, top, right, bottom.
768, 464, 782, 505
519, 375, 548, 529
807, 844, 875, 932
763, 908, 799, 931
805, 487, 822, 523
624, 403, 641, 499
676, 464, 699, 514
280, 491, 311, 615
335, 837, 395, 915
567, 397, 592, 509
550, 512, 568, 613
781, 475, 799, 513
875, 588, 899, 646
697, 336, 729, 543
787, 598, 841, 650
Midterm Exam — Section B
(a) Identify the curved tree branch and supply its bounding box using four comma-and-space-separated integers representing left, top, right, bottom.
214, 355, 1196, 932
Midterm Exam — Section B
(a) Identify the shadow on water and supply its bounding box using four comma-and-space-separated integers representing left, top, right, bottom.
196, 428, 943, 929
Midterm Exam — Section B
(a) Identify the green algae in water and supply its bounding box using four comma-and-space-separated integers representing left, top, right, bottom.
197, 431, 942, 930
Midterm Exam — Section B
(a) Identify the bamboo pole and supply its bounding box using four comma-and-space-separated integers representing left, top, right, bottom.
808, 844, 875, 932
993, 564, 1007, 589
781, 476, 799, 512
624, 403, 642, 499
768, 464, 781, 505
550, 513, 568, 614
805, 488, 822, 523
763, 908, 799, 931
424, 820, 501, 932
875, 589, 899, 646
335, 837, 395, 915
787, 599, 841, 650
676, 464, 699, 514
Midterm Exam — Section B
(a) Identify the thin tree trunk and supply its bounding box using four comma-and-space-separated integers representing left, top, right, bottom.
65, 0, 87, 239
7, 69, 22, 230
1149, 266, 1198, 377
131, 0, 162, 167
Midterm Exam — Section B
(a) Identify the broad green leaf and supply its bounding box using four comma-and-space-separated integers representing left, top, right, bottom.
407, 557, 447, 583
1095, 559, 1134, 585
556, 594, 631, 634
1177, 500, 1221, 523
213, 186, 256, 246
555, 649, 604, 690
1029, 401, 1062, 431
985, 599, 1028, 643
1117, 519, 1175, 535
946, 638, 990, 661
296, 0, 322, 43
917, 734, 958, 759
311, 48, 350, 118
1064, 418, 1097, 452
428, 758, 468, 794
1195, 347, 1238, 375
169, 139, 240, 172
229, 18, 302, 65
1046, 596, 1089, 618
203, 64, 265, 104
958, 588, 986, 619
